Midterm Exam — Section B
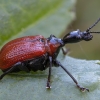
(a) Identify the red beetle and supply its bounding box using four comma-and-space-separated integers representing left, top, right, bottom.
0, 18, 100, 92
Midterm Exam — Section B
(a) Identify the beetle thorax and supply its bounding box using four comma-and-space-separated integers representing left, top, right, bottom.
45, 35, 64, 57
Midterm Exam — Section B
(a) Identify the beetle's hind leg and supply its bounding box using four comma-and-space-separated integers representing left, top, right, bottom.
55, 60, 89, 92
0, 62, 30, 80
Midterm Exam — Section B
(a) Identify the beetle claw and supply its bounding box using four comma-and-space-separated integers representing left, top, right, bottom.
46, 86, 52, 89
80, 87, 89, 92
46, 82, 51, 89
77, 84, 89, 92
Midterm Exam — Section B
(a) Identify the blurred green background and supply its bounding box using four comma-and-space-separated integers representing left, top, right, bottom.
63, 0, 100, 60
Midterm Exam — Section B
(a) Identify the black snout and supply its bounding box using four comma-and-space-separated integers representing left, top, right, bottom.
82, 33, 93, 41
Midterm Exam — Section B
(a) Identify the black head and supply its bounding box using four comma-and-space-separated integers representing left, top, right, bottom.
63, 18, 100, 44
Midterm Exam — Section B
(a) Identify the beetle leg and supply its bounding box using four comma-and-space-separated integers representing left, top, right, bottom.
0, 62, 30, 80
46, 56, 52, 89
55, 60, 89, 92
0, 65, 18, 80
61, 48, 70, 55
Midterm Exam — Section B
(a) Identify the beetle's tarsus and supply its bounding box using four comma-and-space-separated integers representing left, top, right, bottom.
46, 87, 51, 89
46, 82, 51, 89
77, 84, 89, 92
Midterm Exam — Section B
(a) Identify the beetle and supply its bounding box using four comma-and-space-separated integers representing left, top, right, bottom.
0, 18, 100, 92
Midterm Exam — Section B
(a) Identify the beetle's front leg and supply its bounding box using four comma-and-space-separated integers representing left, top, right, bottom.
62, 48, 70, 55
46, 56, 52, 89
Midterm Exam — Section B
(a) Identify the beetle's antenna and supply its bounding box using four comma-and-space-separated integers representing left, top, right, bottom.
89, 31, 100, 33
86, 18, 100, 32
